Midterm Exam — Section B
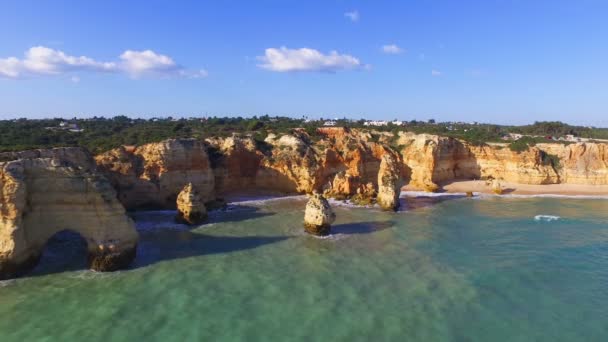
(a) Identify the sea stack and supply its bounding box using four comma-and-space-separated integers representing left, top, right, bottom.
491, 179, 503, 195
376, 154, 402, 211
303, 193, 336, 236
176, 183, 207, 225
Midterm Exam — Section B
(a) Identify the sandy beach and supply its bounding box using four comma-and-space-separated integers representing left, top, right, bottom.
405, 180, 608, 196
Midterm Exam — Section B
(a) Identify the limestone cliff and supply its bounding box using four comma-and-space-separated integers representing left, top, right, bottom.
399, 132, 561, 189
95, 139, 215, 209
96, 128, 405, 209
537, 143, 608, 185
0, 148, 138, 279
93, 130, 608, 211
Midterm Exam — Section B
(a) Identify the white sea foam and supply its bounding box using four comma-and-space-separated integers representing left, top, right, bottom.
400, 191, 472, 198
68, 269, 122, 280
327, 198, 378, 209
401, 191, 608, 200
499, 193, 608, 200
0, 279, 17, 288
308, 233, 348, 241
229, 195, 307, 205
534, 215, 561, 222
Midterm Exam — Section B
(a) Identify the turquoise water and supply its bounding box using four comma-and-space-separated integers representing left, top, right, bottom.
1, 195, 607, 341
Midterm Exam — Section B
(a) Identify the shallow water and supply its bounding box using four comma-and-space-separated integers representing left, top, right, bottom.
1, 196, 607, 341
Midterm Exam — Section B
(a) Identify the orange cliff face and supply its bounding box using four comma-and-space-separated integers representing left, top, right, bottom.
399, 132, 608, 188
94, 128, 403, 210
93, 130, 608, 210
95, 139, 215, 209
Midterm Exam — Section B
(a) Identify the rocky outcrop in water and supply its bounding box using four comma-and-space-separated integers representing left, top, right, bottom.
175, 183, 207, 225
303, 193, 336, 236
376, 154, 402, 211
0, 148, 138, 280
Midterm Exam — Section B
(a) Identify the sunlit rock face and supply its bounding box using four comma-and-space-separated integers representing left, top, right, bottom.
95, 131, 608, 210
95, 139, 215, 209
175, 183, 207, 225
398, 133, 562, 190
303, 193, 336, 236
0, 148, 138, 280
377, 154, 402, 211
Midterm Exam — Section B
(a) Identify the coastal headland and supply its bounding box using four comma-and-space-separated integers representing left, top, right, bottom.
2, 124, 608, 278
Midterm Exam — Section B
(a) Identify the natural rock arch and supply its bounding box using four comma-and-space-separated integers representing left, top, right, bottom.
0, 150, 138, 279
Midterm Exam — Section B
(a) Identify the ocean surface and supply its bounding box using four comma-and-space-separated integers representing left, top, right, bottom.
1, 194, 607, 341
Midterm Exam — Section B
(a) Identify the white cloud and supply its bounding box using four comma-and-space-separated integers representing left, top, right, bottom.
0, 46, 206, 80
382, 44, 404, 54
431, 69, 442, 76
23, 46, 116, 75
120, 50, 178, 78
71, 76, 80, 83
344, 10, 359, 22
0, 57, 22, 78
257, 47, 363, 73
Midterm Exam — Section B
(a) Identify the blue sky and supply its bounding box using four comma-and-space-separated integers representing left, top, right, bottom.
1, 0, 607, 125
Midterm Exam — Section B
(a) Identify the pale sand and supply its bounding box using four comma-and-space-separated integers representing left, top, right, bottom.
405, 180, 608, 196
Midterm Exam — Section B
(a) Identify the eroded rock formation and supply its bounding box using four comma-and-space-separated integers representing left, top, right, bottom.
95, 139, 215, 209
175, 183, 207, 225
303, 193, 336, 236
377, 154, 403, 211
94, 130, 608, 211
0, 148, 138, 279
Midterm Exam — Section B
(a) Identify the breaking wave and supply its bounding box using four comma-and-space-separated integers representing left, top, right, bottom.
534, 215, 561, 222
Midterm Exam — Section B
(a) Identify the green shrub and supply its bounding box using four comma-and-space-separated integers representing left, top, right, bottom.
509, 136, 537, 152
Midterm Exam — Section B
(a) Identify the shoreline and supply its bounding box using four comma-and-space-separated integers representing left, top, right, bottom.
406, 180, 608, 197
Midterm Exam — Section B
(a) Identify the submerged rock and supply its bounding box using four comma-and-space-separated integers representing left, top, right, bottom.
376, 155, 402, 211
303, 193, 336, 236
176, 183, 208, 225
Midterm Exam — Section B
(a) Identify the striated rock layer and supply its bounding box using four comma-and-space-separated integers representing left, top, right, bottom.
396, 132, 607, 189
94, 129, 608, 211
0, 148, 138, 279
97, 128, 406, 209
95, 139, 215, 209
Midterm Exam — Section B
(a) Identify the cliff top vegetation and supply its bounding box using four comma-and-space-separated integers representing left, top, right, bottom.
1, 116, 607, 154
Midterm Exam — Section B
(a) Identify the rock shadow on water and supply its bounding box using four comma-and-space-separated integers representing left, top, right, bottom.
18, 206, 279, 278
132, 230, 288, 269
400, 194, 467, 211
19, 230, 89, 278
331, 221, 394, 235
131, 204, 275, 230
208, 204, 276, 224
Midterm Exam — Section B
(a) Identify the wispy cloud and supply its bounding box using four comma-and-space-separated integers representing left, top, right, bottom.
257, 47, 363, 73
0, 46, 207, 80
431, 69, 442, 76
381, 44, 404, 54
344, 10, 359, 22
